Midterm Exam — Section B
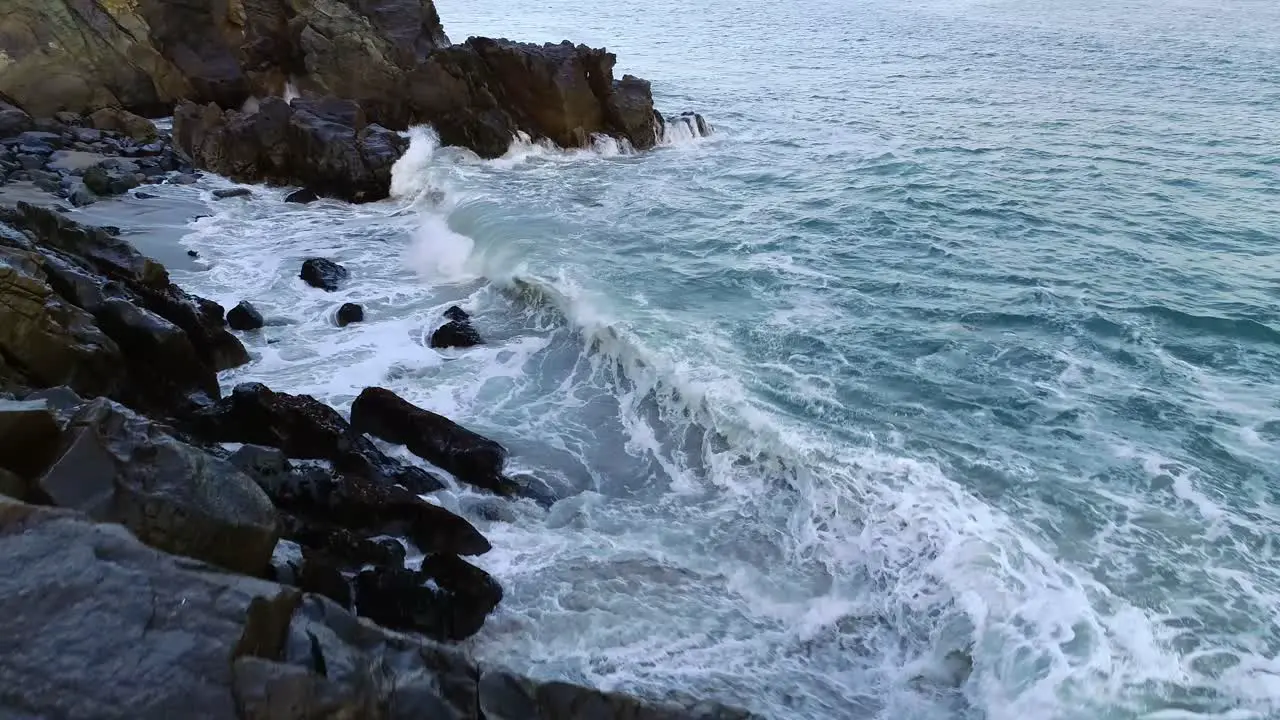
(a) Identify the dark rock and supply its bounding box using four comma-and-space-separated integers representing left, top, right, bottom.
0, 398, 62, 480
173, 97, 407, 203
171, 172, 200, 185
242, 456, 488, 557
36, 397, 278, 574
300, 257, 348, 291
351, 387, 514, 495
134, 191, 158, 199
190, 382, 445, 494
0, 102, 32, 137
72, 127, 103, 143
667, 111, 712, 139
228, 300, 266, 330
285, 187, 319, 204
53, 111, 83, 127
34, 177, 62, 194
68, 183, 97, 207
88, 107, 158, 141
16, 153, 43, 170
336, 302, 364, 327
213, 187, 252, 199
18, 130, 63, 149
82, 165, 113, 195
187, 249, 199, 257
0, 497, 759, 720
353, 555, 502, 642
431, 320, 484, 348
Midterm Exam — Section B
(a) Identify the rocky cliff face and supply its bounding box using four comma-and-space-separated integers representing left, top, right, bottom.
0, 0, 667, 157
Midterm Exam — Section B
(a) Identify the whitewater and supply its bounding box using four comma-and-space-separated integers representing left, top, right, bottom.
126, 0, 1280, 717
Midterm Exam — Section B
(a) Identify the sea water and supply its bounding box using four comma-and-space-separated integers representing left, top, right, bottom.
152, 0, 1280, 717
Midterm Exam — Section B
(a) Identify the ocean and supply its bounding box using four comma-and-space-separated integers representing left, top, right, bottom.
146, 0, 1280, 717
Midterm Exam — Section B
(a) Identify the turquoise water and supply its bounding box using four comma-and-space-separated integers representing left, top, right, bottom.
164, 0, 1280, 717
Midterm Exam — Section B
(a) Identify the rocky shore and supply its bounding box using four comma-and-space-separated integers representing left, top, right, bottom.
0, 1, 731, 718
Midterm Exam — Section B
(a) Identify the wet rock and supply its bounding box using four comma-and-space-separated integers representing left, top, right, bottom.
237, 453, 488, 557
173, 97, 407, 203
300, 257, 348, 291
351, 387, 515, 495
228, 300, 265, 331
213, 187, 252, 199
171, 173, 200, 185
134, 191, 158, 199
68, 183, 97, 207
191, 382, 445, 493
285, 188, 319, 204
187, 249, 199, 257
54, 111, 83, 127
431, 317, 484, 348
666, 111, 712, 139
353, 554, 502, 642
36, 397, 278, 574
87, 107, 158, 142
336, 302, 364, 327
17, 153, 43, 170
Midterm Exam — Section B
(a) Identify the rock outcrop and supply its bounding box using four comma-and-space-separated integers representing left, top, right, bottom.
0, 497, 758, 720
173, 96, 406, 202
431, 304, 484, 348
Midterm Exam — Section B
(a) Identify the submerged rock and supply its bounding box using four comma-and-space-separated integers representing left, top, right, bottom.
228, 300, 265, 331
300, 257, 348, 291
285, 188, 319, 204
212, 187, 252, 199
431, 305, 483, 348
351, 386, 514, 495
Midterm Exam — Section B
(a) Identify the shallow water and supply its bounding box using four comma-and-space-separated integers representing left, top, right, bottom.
153, 0, 1280, 717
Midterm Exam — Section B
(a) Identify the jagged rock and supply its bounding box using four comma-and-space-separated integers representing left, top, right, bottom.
353, 554, 502, 642
36, 398, 278, 574
82, 164, 139, 197
191, 382, 444, 494
213, 187, 252, 199
0, 247, 124, 398
87, 107, 158, 142
173, 97, 407, 203
228, 300, 265, 330
285, 188, 319, 204
431, 309, 484, 348
68, 183, 97, 207
0, 497, 758, 720
336, 302, 364, 327
351, 387, 515, 495
300, 257, 348, 291
0, 101, 33, 137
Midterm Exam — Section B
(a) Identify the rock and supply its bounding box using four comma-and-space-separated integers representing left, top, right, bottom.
190, 382, 445, 493
81, 165, 112, 195
666, 112, 712, 139
336, 302, 364, 327
0, 497, 758, 720
213, 187, 252, 199
0, 101, 33, 137
353, 554, 503, 642
285, 188, 319, 204
0, 398, 62, 480
36, 397, 278, 574
187, 249, 199, 257
431, 305, 484, 348
68, 183, 97, 207
72, 127, 103, 143
237, 454, 488, 557
228, 300, 266, 330
53, 110, 82, 127
135, 191, 159, 199
173, 97, 408, 203
300, 257, 348, 291
0, 247, 124, 398
87, 107, 158, 142
16, 153, 43, 170
171, 172, 200, 185
411, 39, 664, 158
351, 387, 515, 495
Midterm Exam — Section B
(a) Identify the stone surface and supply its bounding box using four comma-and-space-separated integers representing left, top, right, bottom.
0, 101, 33, 137
173, 97, 407, 203
88, 107, 158, 141
228, 300, 265, 330
36, 397, 279, 575
0, 398, 62, 479
300, 257, 348, 291
213, 187, 252, 199
351, 386, 515, 495
431, 304, 484, 348
284, 188, 319, 204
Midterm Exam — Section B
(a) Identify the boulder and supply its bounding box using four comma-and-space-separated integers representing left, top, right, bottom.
228, 300, 266, 330
213, 187, 253, 199
336, 302, 364, 326
0, 101, 33, 137
431, 305, 483, 348
300, 257, 348, 291
351, 387, 515, 495
0, 497, 759, 720
285, 188, 319, 204
173, 97, 408, 203
87, 107, 158, 141
409, 38, 663, 158
190, 382, 445, 493
232, 450, 486, 557
353, 554, 503, 642
36, 398, 278, 575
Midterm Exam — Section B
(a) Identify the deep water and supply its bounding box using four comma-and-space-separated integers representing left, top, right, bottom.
146, 0, 1280, 717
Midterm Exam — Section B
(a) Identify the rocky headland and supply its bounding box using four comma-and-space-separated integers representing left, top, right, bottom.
0, 1, 730, 718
